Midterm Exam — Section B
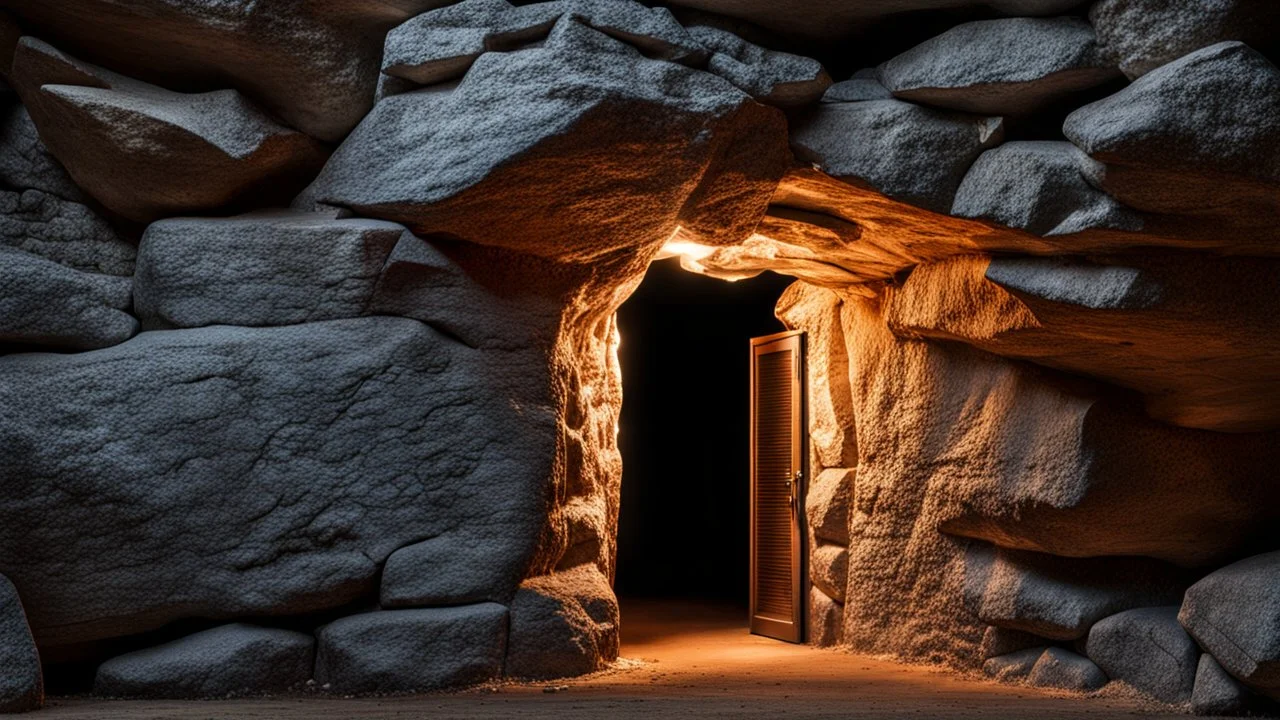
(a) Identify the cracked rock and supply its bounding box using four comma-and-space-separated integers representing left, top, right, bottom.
0, 246, 136, 350
1086, 607, 1197, 703
0, 188, 134, 276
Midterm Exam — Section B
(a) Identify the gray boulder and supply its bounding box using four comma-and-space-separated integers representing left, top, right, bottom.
314, 604, 508, 693
1028, 647, 1108, 692
10, 37, 328, 223
821, 69, 891, 102
94, 624, 314, 698
0, 246, 136, 350
1179, 551, 1280, 700
0, 189, 134, 276
965, 546, 1189, 641
1086, 607, 1197, 703
1090, 0, 1280, 78
382, 535, 528, 607
1064, 42, 1280, 219
306, 17, 789, 263
0, 574, 41, 713
686, 24, 829, 106
952, 141, 1143, 237
0, 317, 555, 648
134, 212, 406, 330
983, 647, 1047, 682
1193, 654, 1273, 716
506, 563, 619, 679
790, 99, 1002, 213
0, 102, 84, 202
878, 17, 1118, 116
805, 468, 852, 546
1, 0, 454, 142
382, 0, 704, 95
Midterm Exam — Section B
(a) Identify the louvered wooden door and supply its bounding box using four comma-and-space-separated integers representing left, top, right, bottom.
749, 331, 805, 643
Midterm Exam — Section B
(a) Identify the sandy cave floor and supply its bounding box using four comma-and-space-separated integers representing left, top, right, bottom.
38, 599, 1206, 719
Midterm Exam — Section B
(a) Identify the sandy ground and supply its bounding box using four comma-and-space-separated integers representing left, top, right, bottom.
38, 599, 1204, 719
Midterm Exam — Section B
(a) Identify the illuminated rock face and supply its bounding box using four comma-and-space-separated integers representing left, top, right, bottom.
0, 0, 1278, 710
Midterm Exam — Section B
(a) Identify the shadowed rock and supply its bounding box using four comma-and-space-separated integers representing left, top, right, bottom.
822, 69, 891, 102
0, 189, 134, 276
94, 624, 314, 698
686, 24, 829, 106
1193, 654, 1274, 717
790, 99, 1002, 213
506, 563, 619, 679
308, 17, 788, 263
1090, 0, 1280, 78
0, 246, 136, 350
1180, 552, 1280, 701
1, 0, 456, 142
811, 543, 848, 604
805, 469, 853, 546
10, 37, 328, 223
981, 626, 1049, 660
1028, 647, 1107, 692
965, 546, 1189, 641
0, 575, 41, 713
1086, 607, 1197, 703
314, 605, 508, 693
0, 101, 84, 202
0, 317, 555, 648
810, 587, 844, 647
1064, 42, 1280, 224
983, 647, 1047, 681
878, 17, 1118, 115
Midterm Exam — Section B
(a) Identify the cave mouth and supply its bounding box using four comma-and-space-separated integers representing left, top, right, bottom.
613, 258, 794, 631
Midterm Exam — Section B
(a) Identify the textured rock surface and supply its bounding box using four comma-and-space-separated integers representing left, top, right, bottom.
1193, 654, 1271, 717
382, 535, 529, 607
965, 546, 1189, 641
506, 564, 619, 679
1090, 0, 1280, 78
0, 246, 136, 350
805, 469, 853, 546
878, 18, 1117, 115
887, 254, 1280, 434
1, 0, 452, 142
686, 24, 829, 106
0, 102, 84, 202
383, 0, 704, 94
811, 543, 849, 604
94, 624, 314, 698
1064, 42, 1280, 222
0, 189, 134, 276
307, 17, 787, 262
790, 99, 1002, 213
10, 37, 328, 223
809, 587, 844, 647
314, 605, 508, 693
822, 70, 891, 102
952, 141, 1142, 237
0, 575, 42, 713
1028, 647, 1108, 692
0, 317, 554, 647
983, 647, 1046, 682
134, 212, 406, 330
1179, 552, 1280, 700
981, 626, 1049, 660
1086, 607, 1197, 703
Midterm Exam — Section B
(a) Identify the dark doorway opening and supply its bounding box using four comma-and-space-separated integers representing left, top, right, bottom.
614, 258, 793, 610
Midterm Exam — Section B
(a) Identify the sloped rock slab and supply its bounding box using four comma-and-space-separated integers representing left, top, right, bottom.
1090, 0, 1280, 79
10, 37, 328, 223
878, 17, 1117, 116
0, 246, 136, 350
95, 624, 314, 698
686, 24, 829, 106
1028, 647, 1108, 692
0, 317, 555, 648
315, 605, 508, 693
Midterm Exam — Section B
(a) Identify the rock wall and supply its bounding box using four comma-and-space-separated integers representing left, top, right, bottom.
0, 0, 1278, 714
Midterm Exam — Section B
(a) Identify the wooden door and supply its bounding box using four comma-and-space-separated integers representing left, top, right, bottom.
749, 331, 805, 642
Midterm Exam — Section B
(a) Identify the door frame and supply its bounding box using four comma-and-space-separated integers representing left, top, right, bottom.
748, 330, 807, 643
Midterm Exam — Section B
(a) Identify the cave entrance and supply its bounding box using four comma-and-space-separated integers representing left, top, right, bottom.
614, 258, 802, 644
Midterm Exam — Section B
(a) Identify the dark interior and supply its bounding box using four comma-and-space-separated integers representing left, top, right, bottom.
614, 258, 793, 608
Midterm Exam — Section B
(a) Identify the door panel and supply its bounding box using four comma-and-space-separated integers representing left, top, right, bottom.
749, 331, 804, 642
